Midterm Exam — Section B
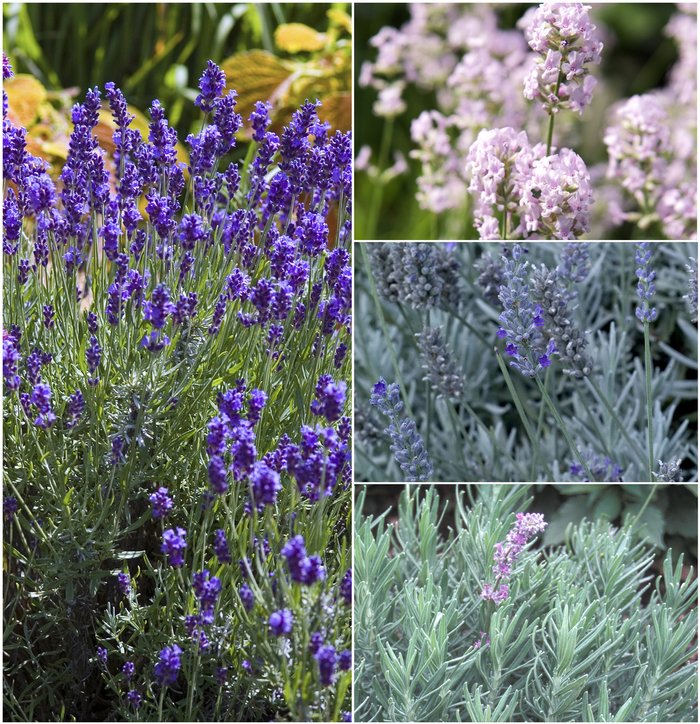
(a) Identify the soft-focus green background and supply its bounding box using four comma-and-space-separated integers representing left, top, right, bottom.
4, 2, 349, 139
354, 2, 682, 240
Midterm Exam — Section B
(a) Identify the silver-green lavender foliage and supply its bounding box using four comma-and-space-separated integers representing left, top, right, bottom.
355, 484, 698, 723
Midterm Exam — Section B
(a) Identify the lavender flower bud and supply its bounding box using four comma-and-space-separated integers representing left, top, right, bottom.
415, 326, 465, 399
654, 459, 683, 482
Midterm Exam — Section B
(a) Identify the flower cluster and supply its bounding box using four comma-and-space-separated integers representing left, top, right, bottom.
481, 512, 548, 604
161, 527, 187, 567
154, 644, 182, 687
569, 448, 623, 482
369, 378, 434, 482
521, 1, 603, 116
368, 242, 462, 310
465, 127, 592, 240
530, 261, 593, 377
149, 487, 173, 519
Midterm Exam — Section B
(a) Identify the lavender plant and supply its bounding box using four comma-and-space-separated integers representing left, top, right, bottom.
356, 241, 697, 483
3, 55, 351, 722
355, 484, 698, 722
357, 2, 697, 240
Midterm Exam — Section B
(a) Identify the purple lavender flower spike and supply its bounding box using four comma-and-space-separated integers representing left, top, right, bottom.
117, 572, 131, 595
369, 378, 433, 482
154, 644, 182, 686
195, 60, 226, 114
127, 690, 141, 709
249, 461, 281, 509
31, 383, 56, 428
161, 527, 187, 567
497, 244, 558, 377
214, 529, 231, 564
250, 101, 272, 143
268, 609, 293, 636
310, 374, 347, 422
635, 242, 658, 323
239, 583, 254, 611
481, 512, 547, 605
122, 661, 134, 681
314, 644, 337, 686
282, 534, 326, 586
149, 487, 173, 519
4, 497, 18, 522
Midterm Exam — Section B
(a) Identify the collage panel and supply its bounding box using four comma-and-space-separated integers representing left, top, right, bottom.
354, 483, 698, 722
3, 3, 351, 722
354, 2, 696, 241
355, 241, 698, 484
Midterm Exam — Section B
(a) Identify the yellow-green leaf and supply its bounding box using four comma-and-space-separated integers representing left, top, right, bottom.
327, 9, 352, 34
275, 23, 326, 53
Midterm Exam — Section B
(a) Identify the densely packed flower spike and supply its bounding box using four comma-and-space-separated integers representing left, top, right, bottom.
416, 326, 465, 399
497, 244, 557, 377
481, 512, 548, 604
370, 377, 434, 482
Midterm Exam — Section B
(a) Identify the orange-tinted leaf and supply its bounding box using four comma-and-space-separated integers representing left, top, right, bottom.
4, 74, 47, 127
275, 23, 326, 53
221, 50, 292, 129
317, 93, 351, 134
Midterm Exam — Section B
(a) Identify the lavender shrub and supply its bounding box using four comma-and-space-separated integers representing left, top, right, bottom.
357, 2, 697, 240
3, 56, 351, 722
356, 241, 697, 483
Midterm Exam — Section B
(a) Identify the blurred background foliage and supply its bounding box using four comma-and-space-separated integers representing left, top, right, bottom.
3, 2, 351, 179
354, 2, 683, 240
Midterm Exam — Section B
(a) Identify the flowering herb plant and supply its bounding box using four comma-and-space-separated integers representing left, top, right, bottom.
3, 54, 351, 722
356, 2, 697, 240
356, 241, 697, 483
355, 483, 698, 722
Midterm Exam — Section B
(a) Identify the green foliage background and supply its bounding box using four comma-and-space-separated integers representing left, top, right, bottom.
4, 2, 348, 139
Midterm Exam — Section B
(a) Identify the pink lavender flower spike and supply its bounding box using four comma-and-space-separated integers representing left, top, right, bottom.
522, 2, 603, 116
481, 512, 547, 605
